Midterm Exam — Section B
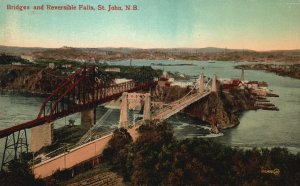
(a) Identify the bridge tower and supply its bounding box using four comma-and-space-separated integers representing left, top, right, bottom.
240, 69, 245, 81
143, 93, 151, 121
211, 74, 218, 92
119, 92, 129, 129
119, 92, 152, 128
198, 73, 205, 94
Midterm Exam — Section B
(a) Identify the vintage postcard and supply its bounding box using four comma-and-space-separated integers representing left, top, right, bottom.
0, 0, 299, 185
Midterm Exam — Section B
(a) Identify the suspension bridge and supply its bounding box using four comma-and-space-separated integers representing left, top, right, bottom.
0, 65, 218, 178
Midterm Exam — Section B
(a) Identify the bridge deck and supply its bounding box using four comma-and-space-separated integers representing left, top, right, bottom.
0, 81, 156, 138
31, 90, 212, 178
152, 91, 211, 120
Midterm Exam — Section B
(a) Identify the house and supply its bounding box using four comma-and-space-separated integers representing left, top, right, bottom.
105, 68, 121, 72
48, 63, 56, 69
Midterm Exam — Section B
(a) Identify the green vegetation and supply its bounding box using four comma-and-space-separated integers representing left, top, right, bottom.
2, 122, 299, 185
0, 61, 159, 95
0, 66, 64, 93
0, 54, 31, 65
108, 65, 159, 82
236, 64, 300, 79
102, 122, 300, 185
0, 153, 44, 186
102, 128, 133, 166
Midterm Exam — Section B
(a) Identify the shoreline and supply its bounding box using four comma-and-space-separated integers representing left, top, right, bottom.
0, 89, 48, 98
111, 58, 300, 63
235, 63, 300, 79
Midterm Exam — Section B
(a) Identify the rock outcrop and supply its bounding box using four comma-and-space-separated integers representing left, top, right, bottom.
0, 66, 64, 94
155, 86, 256, 131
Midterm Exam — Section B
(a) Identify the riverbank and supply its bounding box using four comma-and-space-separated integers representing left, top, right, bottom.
150, 63, 196, 66
235, 63, 300, 79
0, 64, 160, 95
186, 88, 257, 131
154, 85, 258, 133
0, 65, 66, 94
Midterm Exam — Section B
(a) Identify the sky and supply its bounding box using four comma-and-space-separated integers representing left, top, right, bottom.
0, 0, 299, 50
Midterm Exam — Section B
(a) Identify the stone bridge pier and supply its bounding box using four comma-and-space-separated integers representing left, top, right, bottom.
81, 108, 96, 129
30, 107, 96, 152
119, 92, 129, 129
31, 122, 53, 152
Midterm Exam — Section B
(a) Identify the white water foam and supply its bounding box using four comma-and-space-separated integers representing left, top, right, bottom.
202, 133, 224, 138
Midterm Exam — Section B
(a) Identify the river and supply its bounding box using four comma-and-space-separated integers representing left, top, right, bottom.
117, 60, 300, 153
0, 60, 299, 163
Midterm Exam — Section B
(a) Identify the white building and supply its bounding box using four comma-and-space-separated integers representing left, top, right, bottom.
171, 81, 194, 88
105, 68, 121, 72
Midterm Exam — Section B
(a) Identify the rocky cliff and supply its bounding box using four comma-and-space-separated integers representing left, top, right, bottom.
185, 88, 256, 130
0, 66, 64, 94
154, 86, 256, 131
0, 65, 257, 131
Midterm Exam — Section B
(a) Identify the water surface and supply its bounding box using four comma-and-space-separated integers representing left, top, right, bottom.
0, 60, 299, 160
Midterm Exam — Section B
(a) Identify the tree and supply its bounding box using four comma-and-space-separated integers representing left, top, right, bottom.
131, 122, 175, 185
102, 128, 133, 166
0, 159, 37, 186
133, 66, 158, 82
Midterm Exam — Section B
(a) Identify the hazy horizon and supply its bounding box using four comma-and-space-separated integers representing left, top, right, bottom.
1, 0, 300, 51
1, 44, 300, 52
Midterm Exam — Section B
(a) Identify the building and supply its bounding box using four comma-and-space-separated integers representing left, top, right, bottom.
171, 81, 193, 88
62, 64, 72, 69
105, 68, 121, 72
48, 63, 56, 69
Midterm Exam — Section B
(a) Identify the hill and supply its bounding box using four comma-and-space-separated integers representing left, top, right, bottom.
1, 45, 300, 62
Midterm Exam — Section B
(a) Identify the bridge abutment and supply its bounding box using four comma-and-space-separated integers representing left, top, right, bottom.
81, 108, 96, 129
31, 122, 53, 152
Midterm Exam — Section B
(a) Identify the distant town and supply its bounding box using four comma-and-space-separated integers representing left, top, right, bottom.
1, 45, 300, 63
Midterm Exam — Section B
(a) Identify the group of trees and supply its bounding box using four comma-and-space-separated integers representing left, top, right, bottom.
1, 121, 299, 185
0, 154, 44, 186
0, 64, 158, 95
102, 122, 300, 185
0, 54, 31, 65
112, 66, 158, 82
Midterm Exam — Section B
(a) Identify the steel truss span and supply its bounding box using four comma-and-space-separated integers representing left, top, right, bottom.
0, 65, 156, 138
